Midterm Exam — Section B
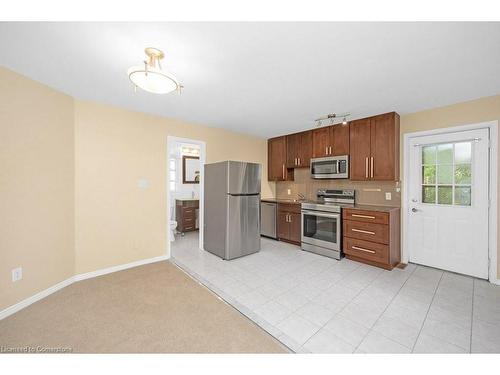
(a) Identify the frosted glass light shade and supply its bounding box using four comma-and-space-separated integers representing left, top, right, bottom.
128, 65, 179, 94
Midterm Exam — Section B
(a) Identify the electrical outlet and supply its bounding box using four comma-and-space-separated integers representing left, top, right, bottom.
12, 267, 22, 282
385, 192, 392, 200
287, 189, 291, 195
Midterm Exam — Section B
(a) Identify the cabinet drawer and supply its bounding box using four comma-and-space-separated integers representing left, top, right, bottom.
343, 220, 388, 244
183, 217, 195, 225
182, 208, 195, 215
343, 208, 389, 225
343, 237, 389, 263
278, 203, 301, 214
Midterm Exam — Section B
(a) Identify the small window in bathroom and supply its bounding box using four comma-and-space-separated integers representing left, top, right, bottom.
169, 158, 176, 191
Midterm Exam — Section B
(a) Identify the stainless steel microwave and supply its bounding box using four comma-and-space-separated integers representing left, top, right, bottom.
310, 155, 349, 179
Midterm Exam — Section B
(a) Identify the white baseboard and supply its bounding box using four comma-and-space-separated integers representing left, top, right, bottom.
0, 277, 74, 321
0, 255, 169, 321
73, 255, 169, 282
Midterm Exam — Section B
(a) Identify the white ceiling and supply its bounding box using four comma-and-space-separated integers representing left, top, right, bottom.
1, 22, 499, 138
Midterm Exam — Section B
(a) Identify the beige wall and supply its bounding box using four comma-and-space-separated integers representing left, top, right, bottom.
400, 95, 500, 278
0, 67, 75, 310
1, 66, 274, 311
74, 100, 274, 274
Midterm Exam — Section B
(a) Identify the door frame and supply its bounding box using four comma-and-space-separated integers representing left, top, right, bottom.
402, 121, 498, 284
166, 136, 207, 258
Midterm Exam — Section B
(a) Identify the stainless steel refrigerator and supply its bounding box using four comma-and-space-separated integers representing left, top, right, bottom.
203, 161, 261, 260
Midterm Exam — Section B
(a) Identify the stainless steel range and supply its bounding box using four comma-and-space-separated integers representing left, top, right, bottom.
301, 189, 355, 259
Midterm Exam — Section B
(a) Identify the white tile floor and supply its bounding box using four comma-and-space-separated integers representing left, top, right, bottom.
171, 232, 500, 353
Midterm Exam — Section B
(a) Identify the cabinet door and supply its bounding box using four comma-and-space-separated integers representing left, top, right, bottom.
298, 131, 313, 167
268, 136, 290, 181
370, 113, 399, 181
312, 127, 330, 158
286, 133, 300, 168
289, 213, 302, 243
277, 212, 290, 240
349, 118, 371, 181
331, 123, 350, 156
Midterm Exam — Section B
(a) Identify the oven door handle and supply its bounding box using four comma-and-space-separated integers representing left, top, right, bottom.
301, 210, 340, 219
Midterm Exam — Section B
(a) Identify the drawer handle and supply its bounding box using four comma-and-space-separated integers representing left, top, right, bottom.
185, 218, 192, 221
351, 228, 375, 235
351, 214, 376, 219
185, 226, 193, 230
352, 245, 376, 254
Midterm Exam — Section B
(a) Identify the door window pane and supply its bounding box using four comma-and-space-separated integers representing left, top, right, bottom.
454, 142, 472, 164
454, 164, 471, 185
437, 144, 453, 164
422, 186, 436, 203
421, 141, 472, 206
437, 186, 453, 204
437, 165, 453, 184
454, 186, 471, 206
422, 166, 436, 184
422, 146, 436, 164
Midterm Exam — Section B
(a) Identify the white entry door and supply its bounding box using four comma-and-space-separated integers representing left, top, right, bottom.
407, 128, 489, 278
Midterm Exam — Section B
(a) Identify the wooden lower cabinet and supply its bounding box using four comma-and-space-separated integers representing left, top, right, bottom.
277, 203, 301, 245
176, 199, 199, 234
277, 212, 290, 239
342, 207, 400, 270
289, 213, 301, 243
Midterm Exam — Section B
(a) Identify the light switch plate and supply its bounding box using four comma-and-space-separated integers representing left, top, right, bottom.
12, 267, 22, 282
137, 179, 150, 189
385, 192, 392, 200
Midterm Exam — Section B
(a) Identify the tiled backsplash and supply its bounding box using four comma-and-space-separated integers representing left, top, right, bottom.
276, 168, 401, 206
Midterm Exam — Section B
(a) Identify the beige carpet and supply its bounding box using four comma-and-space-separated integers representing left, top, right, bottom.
0, 261, 286, 353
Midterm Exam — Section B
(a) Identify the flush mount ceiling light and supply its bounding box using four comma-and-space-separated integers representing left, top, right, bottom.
128, 47, 183, 95
314, 113, 350, 127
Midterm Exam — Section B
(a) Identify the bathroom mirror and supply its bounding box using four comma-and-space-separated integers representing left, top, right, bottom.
182, 156, 200, 184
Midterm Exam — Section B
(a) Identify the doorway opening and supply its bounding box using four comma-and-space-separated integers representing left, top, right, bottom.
403, 121, 498, 283
166, 136, 206, 259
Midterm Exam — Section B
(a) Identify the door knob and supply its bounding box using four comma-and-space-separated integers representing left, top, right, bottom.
411, 208, 419, 213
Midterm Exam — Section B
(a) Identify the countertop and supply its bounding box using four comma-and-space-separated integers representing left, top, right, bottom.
261, 198, 399, 212
349, 204, 400, 212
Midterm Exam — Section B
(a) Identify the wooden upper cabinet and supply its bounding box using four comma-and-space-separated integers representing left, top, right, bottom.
312, 123, 350, 158
268, 136, 293, 181
268, 112, 399, 182
370, 112, 400, 181
349, 112, 400, 181
331, 123, 350, 156
299, 130, 312, 167
312, 127, 330, 158
287, 131, 312, 168
349, 118, 372, 181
